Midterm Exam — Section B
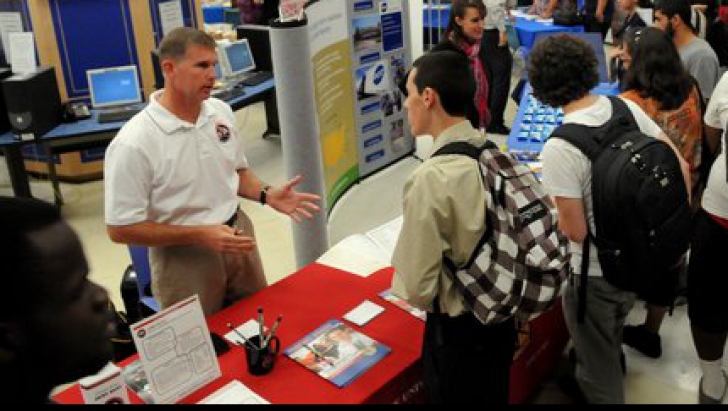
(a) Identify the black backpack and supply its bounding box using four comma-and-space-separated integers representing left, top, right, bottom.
551, 96, 692, 312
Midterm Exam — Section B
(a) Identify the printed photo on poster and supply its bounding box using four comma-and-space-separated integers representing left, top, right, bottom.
352, 14, 382, 53
355, 62, 389, 100
380, 89, 402, 117
389, 118, 406, 154
390, 54, 406, 90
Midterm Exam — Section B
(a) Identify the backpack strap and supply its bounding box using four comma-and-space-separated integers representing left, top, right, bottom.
577, 236, 591, 324
431, 140, 497, 158
549, 96, 637, 324
430, 140, 495, 274
550, 96, 636, 162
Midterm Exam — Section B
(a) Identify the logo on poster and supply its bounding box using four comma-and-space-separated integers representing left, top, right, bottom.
373, 64, 385, 85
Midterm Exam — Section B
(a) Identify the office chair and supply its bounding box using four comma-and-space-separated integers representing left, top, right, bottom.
127, 245, 160, 317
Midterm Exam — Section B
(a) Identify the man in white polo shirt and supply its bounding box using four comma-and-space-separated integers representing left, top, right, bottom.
104, 27, 321, 316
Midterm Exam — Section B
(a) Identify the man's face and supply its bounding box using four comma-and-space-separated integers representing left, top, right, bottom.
653, 10, 674, 37
23, 222, 114, 386
403, 68, 429, 137
165, 44, 218, 102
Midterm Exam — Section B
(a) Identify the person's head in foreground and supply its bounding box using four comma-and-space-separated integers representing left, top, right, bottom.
0, 196, 114, 404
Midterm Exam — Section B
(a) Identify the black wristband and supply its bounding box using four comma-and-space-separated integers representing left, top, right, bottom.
259, 185, 271, 205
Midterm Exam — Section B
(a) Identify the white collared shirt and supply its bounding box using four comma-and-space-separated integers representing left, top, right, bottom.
104, 91, 249, 226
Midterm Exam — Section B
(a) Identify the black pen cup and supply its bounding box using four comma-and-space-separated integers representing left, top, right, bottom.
244, 335, 280, 376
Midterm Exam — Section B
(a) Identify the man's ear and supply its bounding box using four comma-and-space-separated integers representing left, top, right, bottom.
160, 58, 175, 76
422, 87, 437, 108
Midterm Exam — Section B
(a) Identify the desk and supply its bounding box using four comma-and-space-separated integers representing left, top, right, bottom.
512, 17, 584, 52
52, 261, 568, 404
53, 265, 427, 404
422, 3, 584, 49
507, 81, 622, 155
0, 78, 276, 205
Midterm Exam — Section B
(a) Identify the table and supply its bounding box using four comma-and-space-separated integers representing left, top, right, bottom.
507, 81, 622, 156
512, 17, 584, 52
53, 265, 427, 404
0, 78, 276, 205
422, 3, 584, 50
52, 260, 569, 404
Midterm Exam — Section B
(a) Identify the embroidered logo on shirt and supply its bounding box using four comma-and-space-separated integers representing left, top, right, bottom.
216, 122, 231, 143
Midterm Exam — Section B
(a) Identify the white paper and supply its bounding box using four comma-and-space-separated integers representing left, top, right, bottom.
223, 319, 265, 345
364, 215, 403, 263
343, 300, 385, 326
198, 380, 269, 404
317, 234, 391, 277
159, 0, 184, 36
0, 12, 22, 61
316, 215, 403, 277
129, 295, 221, 404
8, 32, 35, 74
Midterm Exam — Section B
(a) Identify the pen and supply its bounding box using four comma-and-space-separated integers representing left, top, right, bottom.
261, 315, 283, 349
226, 322, 259, 350
257, 307, 265, 342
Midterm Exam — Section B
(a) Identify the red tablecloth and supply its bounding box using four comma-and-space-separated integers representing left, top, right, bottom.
53, 264, 426, 404
53, 262, 569, 404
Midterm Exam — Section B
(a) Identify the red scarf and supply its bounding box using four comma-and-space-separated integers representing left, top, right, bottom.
460, 41, 490, 128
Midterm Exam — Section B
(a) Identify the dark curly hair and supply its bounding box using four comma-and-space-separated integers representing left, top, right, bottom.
527, 34, 599, 107
621, 27, 693, 111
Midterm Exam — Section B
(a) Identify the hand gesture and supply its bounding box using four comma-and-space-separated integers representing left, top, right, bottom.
199, 225, 257, 253
266, 174, 322, 223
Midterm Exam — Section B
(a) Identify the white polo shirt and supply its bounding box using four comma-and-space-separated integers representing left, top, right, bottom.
104, 91, 249, 226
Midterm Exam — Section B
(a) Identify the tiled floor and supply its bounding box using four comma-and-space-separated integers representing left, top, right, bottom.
0, 85, 722, 404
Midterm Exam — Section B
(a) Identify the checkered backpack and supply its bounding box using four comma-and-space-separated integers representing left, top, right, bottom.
432, 140, 570, 324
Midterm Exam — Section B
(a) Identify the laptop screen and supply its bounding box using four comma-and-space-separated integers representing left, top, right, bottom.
222, 39, 256, 77
87, 65, 142, 109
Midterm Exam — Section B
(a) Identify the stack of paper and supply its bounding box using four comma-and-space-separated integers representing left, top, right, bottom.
316, 216, 403, 277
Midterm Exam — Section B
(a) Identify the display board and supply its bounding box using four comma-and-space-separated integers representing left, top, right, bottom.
308, 0, 414, 209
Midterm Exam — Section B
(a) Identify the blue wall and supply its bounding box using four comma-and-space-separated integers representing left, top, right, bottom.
49, 0, 199, 100
50, 0, 140, 100
148, 0, 199, 46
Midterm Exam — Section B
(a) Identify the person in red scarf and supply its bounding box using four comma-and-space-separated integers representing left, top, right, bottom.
430, 0, 491, 131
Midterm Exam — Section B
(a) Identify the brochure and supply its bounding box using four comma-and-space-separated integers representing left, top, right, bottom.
316, 215, 403, 277
284, 319, 391, 388
129, 295, 221, 404
378, 289, 426, 321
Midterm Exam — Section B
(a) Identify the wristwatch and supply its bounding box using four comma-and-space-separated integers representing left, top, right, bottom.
259, 185, 271, 205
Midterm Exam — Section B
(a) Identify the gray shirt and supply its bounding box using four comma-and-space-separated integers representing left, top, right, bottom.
680, 37, 721, 99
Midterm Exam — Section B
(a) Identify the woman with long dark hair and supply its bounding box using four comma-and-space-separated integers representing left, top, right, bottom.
619, 26, 705, 360
430, 0, 490, 130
